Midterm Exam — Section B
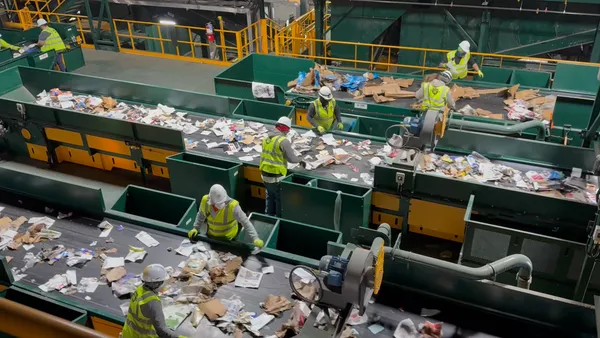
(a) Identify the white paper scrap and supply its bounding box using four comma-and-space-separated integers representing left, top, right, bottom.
239, 156, 255, 162
1, 230, 18, 239
234, 266, 264, 288
97, 220, 112, 229
253, 145, 263, 153
23, 244, 35, 251
201, 130, 212, 135
206, 142, 220, 149
102, 257, 125, 270
120, 303, 130, 316
66, 270, 77, 285
136, 231, 160, 247
175, 239, 194, 257
250, 313, 275, 331
262, 266, 274, 274
28, 216, 55, 227
99, 224, 113, 238
368, 324, 385, 334
125, 246, 148, 262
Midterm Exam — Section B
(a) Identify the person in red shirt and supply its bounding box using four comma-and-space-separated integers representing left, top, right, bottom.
206, 22, 218, 60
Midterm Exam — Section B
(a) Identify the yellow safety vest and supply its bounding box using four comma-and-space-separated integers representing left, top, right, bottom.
421, 83, 449, 111
0, 39, 18, 51
312, 98, 336, 130
122, 286, 160, 338
40, 27, 66, 53
259, 135, 287, 176
200, 195, 239, 240
446, 50, 470, 79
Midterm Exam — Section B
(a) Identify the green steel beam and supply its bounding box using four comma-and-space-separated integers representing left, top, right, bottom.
443, 9, 477, 51
476, 10, 490, 53
315, 0, 324, 57
300, 0, 309, 16
583, 84, 600, 146
495, 29, 596, 56
84, 0, 118, 51
591, 21, 600, 63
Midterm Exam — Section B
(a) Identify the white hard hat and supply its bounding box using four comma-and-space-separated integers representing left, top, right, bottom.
318, 86, 333, 100
276, 116, 292, 128
37, 19, 48, 27
458, 40, 470, 53
440, 70, 453, 84
208, 184, 228, 206
141, 264, 168, 283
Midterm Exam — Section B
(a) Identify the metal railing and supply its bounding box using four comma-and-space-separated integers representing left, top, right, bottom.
277, 2, 330, 57
23, 0, 68, 14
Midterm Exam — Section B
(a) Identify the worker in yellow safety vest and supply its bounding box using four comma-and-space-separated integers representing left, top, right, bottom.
188, 184, 264, 248
36, 19, 67, 72
122, 264, 188, 338
0, 33, 19, 52
416, 70, 456, 111
259, 116, 305, 217
440, 40, 483, 80
308, 87, 344, 133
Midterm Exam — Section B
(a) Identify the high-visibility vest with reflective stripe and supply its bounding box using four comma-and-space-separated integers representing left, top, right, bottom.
421, 83, 449, 111
200, 195, 239, 240
40, 27, 66, 53
446, 50, 470, 79
312, 98, 336, 130
122, 286, 160, 338
259, 135, 287, 176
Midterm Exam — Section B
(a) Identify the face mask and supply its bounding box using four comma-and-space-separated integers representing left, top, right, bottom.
320, 97, 329, 106
456, 49, 466, 57
214, 202, 226, 210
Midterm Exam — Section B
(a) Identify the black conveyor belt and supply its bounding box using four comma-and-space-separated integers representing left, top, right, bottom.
1, 201, 498, 337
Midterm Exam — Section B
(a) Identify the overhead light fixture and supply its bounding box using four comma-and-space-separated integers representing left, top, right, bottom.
159, 19, 176, 25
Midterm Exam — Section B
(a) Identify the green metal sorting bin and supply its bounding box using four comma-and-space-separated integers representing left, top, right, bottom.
280, 174, 372, 242
351, 116, 400, 138
238, 213, 278, 245
167, 152, 243, 205
553, 63, 600, 95
231, 99, 295, 124
474, 67, 512, 84
2, 286, 88, 325
266, 217, 342, 261
107, 185, 197, 230
511, 69, 551, 88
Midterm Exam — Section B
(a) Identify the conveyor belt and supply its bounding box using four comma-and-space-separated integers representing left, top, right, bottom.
0, 200, 498, 337
290, 78, 512, 118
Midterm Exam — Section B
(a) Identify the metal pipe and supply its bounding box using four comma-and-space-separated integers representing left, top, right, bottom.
348, 0, 600, 18
384, 247, 533, 289
0, 297, 111, 338
449, 119, 547, 140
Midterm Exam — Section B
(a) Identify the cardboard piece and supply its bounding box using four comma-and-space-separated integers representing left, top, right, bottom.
199, 299, 227, 321
508, 84, 520, 98
395, 78, 414, 88
210, 256, 243, 284
543, 109, 554, 121
384, 90, 415, 98
526, 96, 551, 106
102, 96, 117, 109
5, 256, 12, 264
515, 89, 539, 101
381, 76, 395, 83
475, 87, 508, 95
503, 99, 515, 106
263, 295, 294, 316
287, 79, 297, 88
10, 217, 28, 230
300, 69, 314, 87
106, 266, 127, 283
373, 93, 395, 103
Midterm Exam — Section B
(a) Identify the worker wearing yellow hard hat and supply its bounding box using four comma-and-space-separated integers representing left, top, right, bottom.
188, 184, 264, 248
440, 40, 484, 80
121, 264, 188, 338
36, 19, 67, 72
0, 33, 19, 52
416, 70, 456, 111
308, 86, 344, 133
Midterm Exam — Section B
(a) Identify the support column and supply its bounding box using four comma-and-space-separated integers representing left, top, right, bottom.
300, 0, 309, 16
591, 21, 600, 63
257, 0, 265, 19
314, 0, 325, 57
477, 10, 490, 53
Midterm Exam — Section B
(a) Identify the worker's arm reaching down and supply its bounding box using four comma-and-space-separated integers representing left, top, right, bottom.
279, 137, 301, 163
0, 39, 19, 51
191, 200, 261, 242
140, 298, 182, 338
306, 102, 342, 130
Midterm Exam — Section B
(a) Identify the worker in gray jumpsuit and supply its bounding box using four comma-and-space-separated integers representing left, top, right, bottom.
121, 264, 187, 338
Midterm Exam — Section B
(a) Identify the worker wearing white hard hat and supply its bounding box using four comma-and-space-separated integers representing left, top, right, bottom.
416, 70, 456, 111
307, 86, 344, 134
259, 116, 305, 217
440, 40, 483, 80
121, 264, 188, 338
0, 33, 19, 52
36, 18, 68, 71
188, 184, 264, 248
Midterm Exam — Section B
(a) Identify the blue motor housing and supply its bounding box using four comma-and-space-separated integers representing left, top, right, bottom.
402, 116, 423, 136
325, 256, 349, 288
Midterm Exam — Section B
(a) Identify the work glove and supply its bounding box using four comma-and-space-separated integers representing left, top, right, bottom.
337, 122, 344, 130
187, 228, 198, 239
477, 70, 484, 78
317, 126, 326, 134
253, 239, 264, 248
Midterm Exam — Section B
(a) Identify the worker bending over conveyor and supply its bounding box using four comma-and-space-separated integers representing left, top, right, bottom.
416, 71, 456, 111
122, 264, 188, 338
440, 40, 484, 80
0, 33, 19, 52
308, 86, 344, 133
188, 184, 264, 248
260, 116, 305, 217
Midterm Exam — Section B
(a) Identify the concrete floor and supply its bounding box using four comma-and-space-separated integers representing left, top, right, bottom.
3, 49, 223, 206
75, 49, 226, 94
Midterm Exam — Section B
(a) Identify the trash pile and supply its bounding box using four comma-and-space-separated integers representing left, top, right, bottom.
36, 89, 201, 135
287, 63, 416, 103
419, 151, 597, 204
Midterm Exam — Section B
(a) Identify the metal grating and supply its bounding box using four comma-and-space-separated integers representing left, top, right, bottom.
469, 228, 510, 262
521, 239, 560, 275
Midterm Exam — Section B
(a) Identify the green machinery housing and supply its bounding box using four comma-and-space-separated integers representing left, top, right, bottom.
0, 63, 599, 304
0, 22, 85, 72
